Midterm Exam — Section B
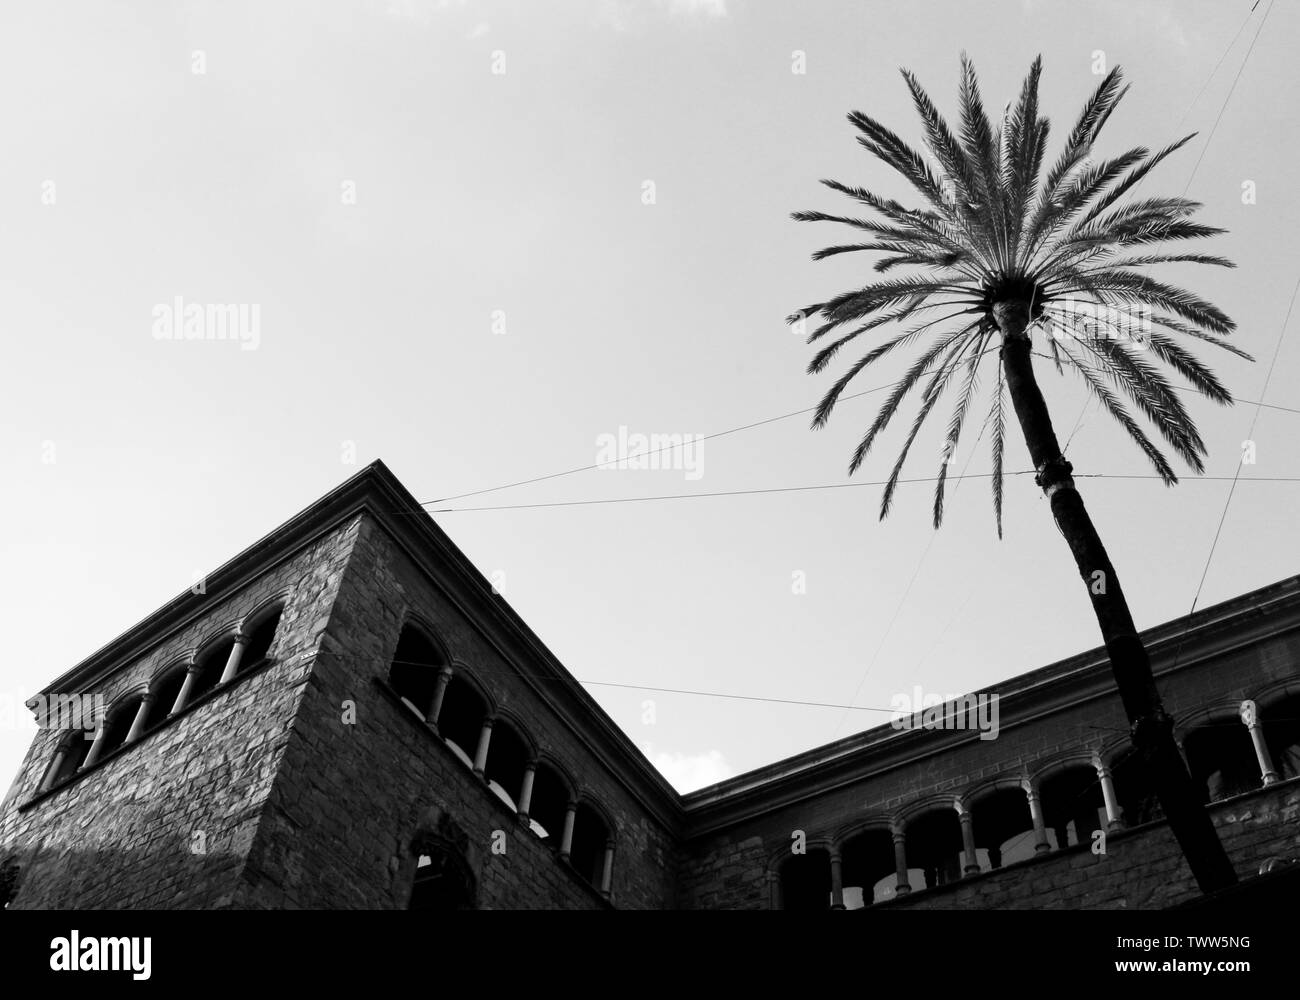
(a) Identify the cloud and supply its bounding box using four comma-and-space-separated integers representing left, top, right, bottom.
651, 749, 733, 792
467, 21, 490, 39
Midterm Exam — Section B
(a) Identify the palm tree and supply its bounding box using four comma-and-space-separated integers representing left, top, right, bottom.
792, 55, 1251, 894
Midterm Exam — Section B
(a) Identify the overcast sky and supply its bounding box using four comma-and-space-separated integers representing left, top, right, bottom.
2, 0, 1296, 795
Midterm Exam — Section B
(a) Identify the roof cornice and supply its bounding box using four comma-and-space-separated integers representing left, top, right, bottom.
36, 460, 1299, 840
36, 461, 686, 828
33, 465, 383, 703
678, 574, 1300, 835
351, 463, 687, 828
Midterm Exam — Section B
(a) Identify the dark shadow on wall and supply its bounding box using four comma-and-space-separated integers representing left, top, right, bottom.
408, 809, 479, 910
0, 841, 247, 910
1, 857, 19, 908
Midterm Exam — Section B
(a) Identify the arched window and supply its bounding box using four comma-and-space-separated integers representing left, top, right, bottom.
1112, 747, 1163, 826
239, 604, 283, 674
484, 721, 530, 812
905, 809, 964, 888
44, 730, 94, 788
779, 849, 831, 911
1039, 765, 1106, 849
142, 664, 188, 731
528, 761, 570, 841
408, 844, 476, 911
1184, 719, 1259, 803
569, 802, 612, 890
96, 694, 144, 759
971, 787, 1037, 869
188, 637, 233, 704
839, 829, 895, 907
1263, 695, 1300, 781
388, 624, 446, 721
438, 676, 487, 766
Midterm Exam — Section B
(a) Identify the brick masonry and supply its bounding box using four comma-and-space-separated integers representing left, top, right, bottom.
234, 513, 679, 909
674, 621, 1300, 910
1, 461, 1296, 910
0, 516, 363, 908
879, 780, 1300, 910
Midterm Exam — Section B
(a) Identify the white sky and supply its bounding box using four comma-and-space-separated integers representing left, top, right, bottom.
2, 0, 1297, 795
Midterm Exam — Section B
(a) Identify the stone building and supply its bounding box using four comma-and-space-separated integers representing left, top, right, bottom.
2, 461, 1298, 909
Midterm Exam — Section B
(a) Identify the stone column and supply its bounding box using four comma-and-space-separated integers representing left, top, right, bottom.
1241, 701, 1279, 786
40, 744, 69, 792
82, 720, 111, 768
170, 659, 201, 716
958, 809, 980, 875
1025, 783, 1050, 853
891, 827, 911, 896
125, 694, 154, 743
218, 631, 249, 685
1096, 763, 1122, 830
600, 839, 616, 896
517, 760, 538, 823
829, 848, 845, 909
559, 800, 578, 861
427, 666, 454, 731
472, 718, 494, 778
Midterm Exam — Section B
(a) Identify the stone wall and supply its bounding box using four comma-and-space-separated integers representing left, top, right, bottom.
883, 779, 1300, 909
0, 517, 363, 909
674, 623, 1300, 910
238, 514, 679, 909
2, 452, 1294, 913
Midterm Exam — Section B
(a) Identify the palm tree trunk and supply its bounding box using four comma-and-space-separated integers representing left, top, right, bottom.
994, 301, 1237, 895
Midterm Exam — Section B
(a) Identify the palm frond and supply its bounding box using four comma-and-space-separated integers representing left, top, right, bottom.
1070, 194, 1202, 237
1053, 270, 1234, 334
1046, 220, 1226, 276
846, 321, 981, 474
1147, 313, 1254, 361
1004, 57, 1045, 256
817, 276, 976, 331
956, 54, 1008, 266
878, 331, 981, 518
793, 56, 1243, 534
1067, 133, 1197, 236
1142, 331, 1235, 405
1070, 253, 1235, 271
897, 68, 980, 201
846, 110, 957, 218
790, 209, 939, 242
1072, 329, 1207, 472
807, 295, 927, 373
1054, 340, 1180, 484
1040, 66, 1127, 202
810, 313, 977, 426
933, 329, 991, 527
808, 241, 919, 262
1022, 146, 1149, 266
987, 361, 1007, 537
